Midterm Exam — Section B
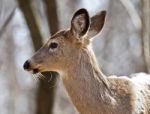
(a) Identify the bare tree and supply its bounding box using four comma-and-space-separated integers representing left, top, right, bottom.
17, 0, 57, 114
17, 0, 43, 50
43, 0, 59, 34
0, 8, 16, 38
141, 0, 150, 73
98, 0, 147, 76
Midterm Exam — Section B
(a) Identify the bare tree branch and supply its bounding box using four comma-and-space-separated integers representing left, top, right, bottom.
42, 0, 60, 113
43, 0, 59, 34
17, 0, 43, 50
141, 0, 150, 73
0, 8, 16, 38
119, 0, 142, 31
17, 0, 57, 114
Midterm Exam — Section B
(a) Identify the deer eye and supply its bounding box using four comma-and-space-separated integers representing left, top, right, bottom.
49, 42, 58, 49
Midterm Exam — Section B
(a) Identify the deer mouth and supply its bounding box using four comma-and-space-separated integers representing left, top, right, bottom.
25, 67, 40, 74
23, 60, 41, 74
32, 68, 40, 74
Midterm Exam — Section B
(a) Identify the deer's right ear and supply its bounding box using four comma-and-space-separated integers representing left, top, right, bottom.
70, 8, 90, 38
87, 11, 106, 38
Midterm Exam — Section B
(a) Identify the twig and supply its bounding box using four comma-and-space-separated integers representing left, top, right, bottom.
0, 7, 16, 38
119, 0, 142, 31
141, 0, 150, 73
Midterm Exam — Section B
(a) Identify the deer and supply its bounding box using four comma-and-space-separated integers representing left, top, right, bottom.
23, 8, 150, 114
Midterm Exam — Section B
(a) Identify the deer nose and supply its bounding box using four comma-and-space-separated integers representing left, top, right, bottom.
23, 60, 30, 70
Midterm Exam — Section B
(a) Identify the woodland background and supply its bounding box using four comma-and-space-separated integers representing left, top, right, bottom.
0, 0, 149, 114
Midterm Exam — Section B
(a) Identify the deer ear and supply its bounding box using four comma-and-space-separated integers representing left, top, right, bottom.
70, 8, 90, 38
87, 11, 106, 38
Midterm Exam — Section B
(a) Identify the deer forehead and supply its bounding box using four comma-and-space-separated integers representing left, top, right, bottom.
49, 30, 67, 41
47, 30, 90, 48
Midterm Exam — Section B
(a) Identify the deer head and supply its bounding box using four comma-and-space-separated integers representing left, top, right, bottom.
23, 8, 106, 75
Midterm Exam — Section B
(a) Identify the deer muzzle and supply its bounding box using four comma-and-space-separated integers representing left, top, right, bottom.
23, 60, 40, 74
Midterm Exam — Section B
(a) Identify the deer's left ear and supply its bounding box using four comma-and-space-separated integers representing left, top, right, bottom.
87, 11, 106, 38
70, 8, 90, 38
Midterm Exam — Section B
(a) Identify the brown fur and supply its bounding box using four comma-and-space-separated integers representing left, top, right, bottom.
24, 9, 150, 114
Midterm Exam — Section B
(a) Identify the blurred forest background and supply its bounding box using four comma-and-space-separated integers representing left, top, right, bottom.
0, 0, 149, 114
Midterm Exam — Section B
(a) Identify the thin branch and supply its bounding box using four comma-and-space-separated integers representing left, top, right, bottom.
119, 0, 142, 31
0, 8, 16, 38
141, 0, 150, 73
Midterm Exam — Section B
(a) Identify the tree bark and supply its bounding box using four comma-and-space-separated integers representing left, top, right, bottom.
42, 0, 60, 114
17, 0, 57, 114
0, 8, 16, 38
17, 0, 43, 50
141, 0, 150, 73
43, 0, 59, 34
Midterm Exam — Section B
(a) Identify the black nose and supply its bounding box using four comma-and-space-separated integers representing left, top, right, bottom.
23, 60, 30, 70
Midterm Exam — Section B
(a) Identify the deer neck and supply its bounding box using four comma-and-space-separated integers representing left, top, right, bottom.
62, 47, 115, 114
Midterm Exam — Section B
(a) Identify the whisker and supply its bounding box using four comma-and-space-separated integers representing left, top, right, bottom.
49, 74, 60, 89
32, 74, 38, 81
39, 73, 45, 79
32, 72, 60, 89
37, 73, 45, 80
48, 72, 53, 83
34, 74, 42, 80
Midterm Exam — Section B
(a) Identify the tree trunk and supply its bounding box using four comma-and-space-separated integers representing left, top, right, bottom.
43, 0, 59, 34
141, 0, 150, 73
42, 0, 60, 114
17, 0, 57, 114
17, 0, 43, 50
